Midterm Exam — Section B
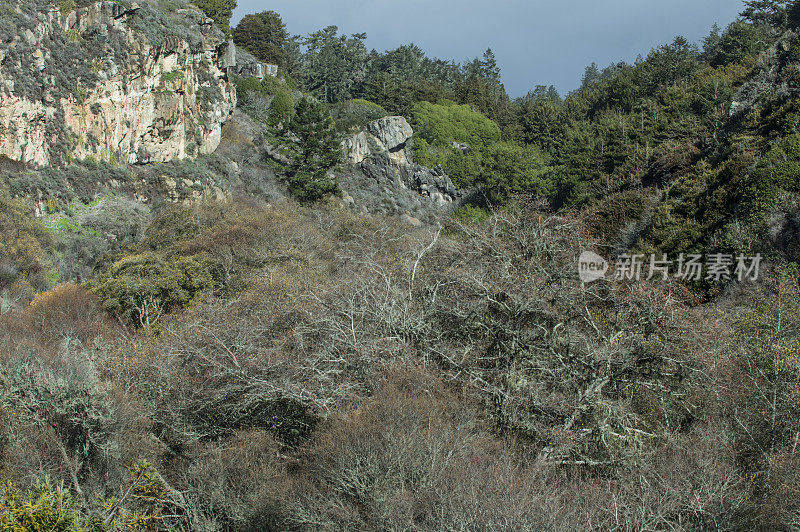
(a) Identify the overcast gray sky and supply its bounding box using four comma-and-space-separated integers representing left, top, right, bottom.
232, 0, 745, 97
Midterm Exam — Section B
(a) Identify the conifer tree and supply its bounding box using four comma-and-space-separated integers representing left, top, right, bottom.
233, 11, 288, 67
740, 0, 791, 27
286, 97, 341, 201
194, 0, 237, 32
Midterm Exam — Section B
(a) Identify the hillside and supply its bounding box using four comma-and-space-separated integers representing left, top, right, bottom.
1, 0, 800, 530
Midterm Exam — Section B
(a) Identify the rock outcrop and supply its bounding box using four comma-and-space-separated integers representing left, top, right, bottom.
340, 116, 462, 219
223, 43, 279, 80
344, 116, 414, 165
0, 0, 237, 167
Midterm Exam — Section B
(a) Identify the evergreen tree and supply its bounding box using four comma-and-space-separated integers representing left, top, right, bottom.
482, 48, 501, 88
301, 27, 368, 103
286, 97, 341, 201
233, 11, 288, 67
365, 71, 403, 113
702, 24, 722, 63
740, 0, 791, 27
194, 0, 237, 32
581, 63, 602, 88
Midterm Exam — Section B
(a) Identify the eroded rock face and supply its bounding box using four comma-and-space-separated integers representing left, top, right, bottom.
366, 116, 413, 151
341, 116, 461, 214
0, 0, 236, 167
343, 116, 414, 165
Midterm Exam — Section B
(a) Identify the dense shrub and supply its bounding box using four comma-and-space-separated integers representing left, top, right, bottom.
412, 99, 502, 149
268, 90, 294, 126
23, 283, 106, 345
0, 345, 116, 498
0, 478, 105, 531
0, 190, 54, 291
92, 252, 215, 328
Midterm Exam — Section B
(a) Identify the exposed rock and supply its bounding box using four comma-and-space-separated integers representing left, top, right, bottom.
366, 116, 413, 151
342, 116, 414, 165
0, 0, 237, 167
341, 116, 459, 214
227, 44, 279, 80
451, 141, 470, 154
342, 131, 372, 165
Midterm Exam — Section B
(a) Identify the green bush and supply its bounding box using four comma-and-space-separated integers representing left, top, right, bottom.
409, 102, 552, 199
234, 76, 266, 99
452, 204, 492, 224
411, 99, 501, 149
0, 189, 54, 290
0, 479, 105, 531
92, 251, 215, 327
269, 90, 294, 126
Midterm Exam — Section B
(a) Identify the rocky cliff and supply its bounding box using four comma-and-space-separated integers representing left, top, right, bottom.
341, 116, 460, 216
0, 0, 237, 167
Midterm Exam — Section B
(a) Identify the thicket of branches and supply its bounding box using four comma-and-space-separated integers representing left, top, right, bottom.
2, 198, 798, 530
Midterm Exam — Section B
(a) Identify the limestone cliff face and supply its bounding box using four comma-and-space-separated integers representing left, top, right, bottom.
0, 0, 236, 167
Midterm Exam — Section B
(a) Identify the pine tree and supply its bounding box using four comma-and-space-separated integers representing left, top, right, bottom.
365, 71, 403, 113
481, 48, 501, 88
580, 63, 601, 88
702, 24, 722, 63
233, 11, 289, 67
194, 0, 237, 33
740, 0, 791, 27
286, 97, 341, 201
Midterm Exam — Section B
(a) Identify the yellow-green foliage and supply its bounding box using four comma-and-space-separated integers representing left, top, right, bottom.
0, 479, 105, 531
410, 101, 552, 198
412, 99, 501, 149
92, 251, 215, 327
57, 0, 76, 16
410, 100, 555, 196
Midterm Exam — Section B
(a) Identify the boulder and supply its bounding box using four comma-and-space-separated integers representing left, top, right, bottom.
342, 116, 414, 164
366, 116, 413, 151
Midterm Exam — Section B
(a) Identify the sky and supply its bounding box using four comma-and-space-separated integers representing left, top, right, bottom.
232, 0, 745, 98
